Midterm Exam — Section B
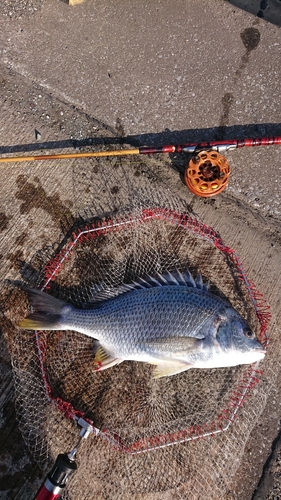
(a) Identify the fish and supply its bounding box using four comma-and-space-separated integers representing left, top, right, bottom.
18, 269, 266, 378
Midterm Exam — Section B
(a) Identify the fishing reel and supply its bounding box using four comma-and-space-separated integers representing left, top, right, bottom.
184, 150, 231, 198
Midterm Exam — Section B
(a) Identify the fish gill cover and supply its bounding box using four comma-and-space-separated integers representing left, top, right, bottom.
4, 186, 270, 499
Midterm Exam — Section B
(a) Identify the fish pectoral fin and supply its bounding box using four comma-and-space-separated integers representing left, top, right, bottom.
93, 345, 123, 371
153, 360, 192, 379
144, 337, 202, 355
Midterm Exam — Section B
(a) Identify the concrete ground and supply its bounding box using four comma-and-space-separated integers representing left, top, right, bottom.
0, 0, 280, 498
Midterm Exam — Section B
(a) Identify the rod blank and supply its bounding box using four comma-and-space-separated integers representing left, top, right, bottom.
0, 136, 280, 164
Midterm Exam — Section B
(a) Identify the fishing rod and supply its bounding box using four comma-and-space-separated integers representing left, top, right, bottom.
1, 136, 281, 197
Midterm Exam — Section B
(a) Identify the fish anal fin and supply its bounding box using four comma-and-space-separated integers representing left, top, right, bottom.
93, 345, 123, 371
153, 360, 192, 379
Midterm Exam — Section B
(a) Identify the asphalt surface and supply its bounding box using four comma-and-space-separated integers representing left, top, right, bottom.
0, 1, 280, 498
0, 0, 280, 217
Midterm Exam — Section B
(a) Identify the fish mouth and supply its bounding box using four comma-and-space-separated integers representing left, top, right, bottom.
254, 349, 266, 359
255, 347, 266, 354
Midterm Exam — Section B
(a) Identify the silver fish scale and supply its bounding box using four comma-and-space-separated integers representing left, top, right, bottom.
64, 286, 225, 358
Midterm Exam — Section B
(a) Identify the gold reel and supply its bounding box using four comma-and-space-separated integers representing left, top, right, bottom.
184, 150, 231, 197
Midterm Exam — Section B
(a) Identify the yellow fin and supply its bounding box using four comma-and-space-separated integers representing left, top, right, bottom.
94, 345, 110, 363
18, 318, 42, 330
153, 360, 192, 379
18, 312, 61, 330
94, 345, 123, 371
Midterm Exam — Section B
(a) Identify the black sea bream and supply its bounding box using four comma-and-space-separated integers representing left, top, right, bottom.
19, 270, 265, 378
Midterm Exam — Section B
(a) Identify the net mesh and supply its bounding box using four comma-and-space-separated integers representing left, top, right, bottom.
1, 153, 273, 499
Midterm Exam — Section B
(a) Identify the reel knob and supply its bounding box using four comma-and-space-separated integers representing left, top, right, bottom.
184, 150, 231, 197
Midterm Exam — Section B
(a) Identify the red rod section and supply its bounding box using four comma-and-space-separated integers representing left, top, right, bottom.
138, 136, 281, 155
236, 137, 281, 147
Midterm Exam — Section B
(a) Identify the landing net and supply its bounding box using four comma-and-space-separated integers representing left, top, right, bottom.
4, 201, 270, 499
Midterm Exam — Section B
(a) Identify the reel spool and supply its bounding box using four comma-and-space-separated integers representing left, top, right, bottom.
184, 150, 231, 197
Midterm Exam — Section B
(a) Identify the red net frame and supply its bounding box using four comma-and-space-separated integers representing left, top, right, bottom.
33, 208, 271, 454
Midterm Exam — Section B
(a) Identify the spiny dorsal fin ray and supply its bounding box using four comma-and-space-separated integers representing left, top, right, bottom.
181, 269, 196, 288
195, 273, 204, 289
161, 270, 179, 286
87, 269, 209, 305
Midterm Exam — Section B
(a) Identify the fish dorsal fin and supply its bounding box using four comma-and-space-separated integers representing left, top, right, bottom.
135, 269, 209, 291
86, 269, 209, 306
85, 282, 140, 306
195, 273, 204, 289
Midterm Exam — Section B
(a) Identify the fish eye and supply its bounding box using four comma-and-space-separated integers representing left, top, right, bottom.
244, 330, 255, 339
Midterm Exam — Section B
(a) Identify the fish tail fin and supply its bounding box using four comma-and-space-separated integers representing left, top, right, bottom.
19, 288, 70, 331
19, 313, 62, 330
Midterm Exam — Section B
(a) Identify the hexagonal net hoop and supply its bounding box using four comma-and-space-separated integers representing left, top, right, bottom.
12, 206, 270, 461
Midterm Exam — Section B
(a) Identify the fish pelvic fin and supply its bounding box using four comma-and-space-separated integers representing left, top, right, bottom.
19, 288, 70, 331
93, 345, 123, 371
153, 360, 192, 379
